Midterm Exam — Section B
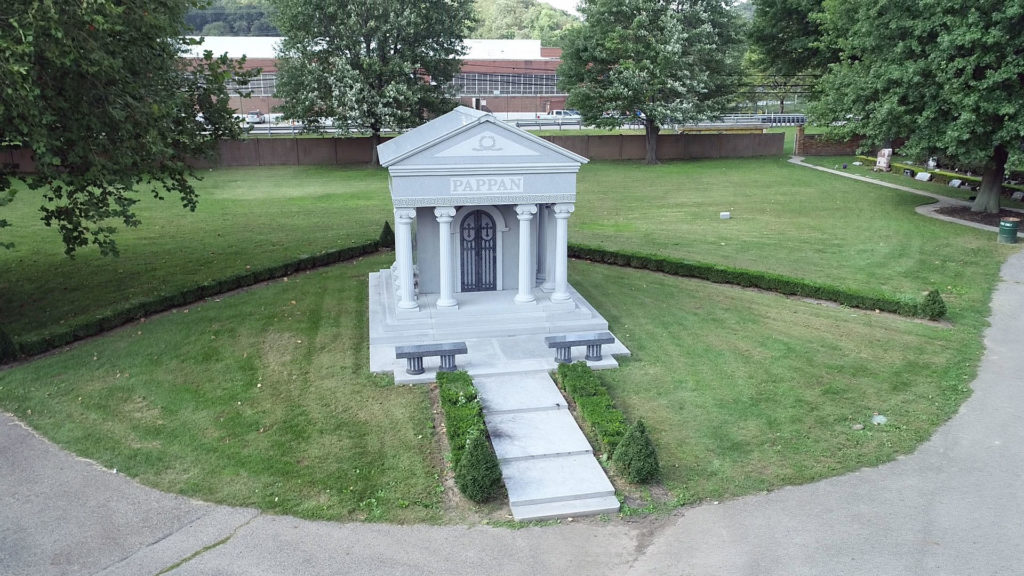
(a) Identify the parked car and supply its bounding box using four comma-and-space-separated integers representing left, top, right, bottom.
544, 109, 580, 119
244, 110, 265, 124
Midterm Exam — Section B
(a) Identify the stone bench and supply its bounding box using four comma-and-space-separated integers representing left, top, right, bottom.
544, 332, 615, 364
395, 342, 468, 376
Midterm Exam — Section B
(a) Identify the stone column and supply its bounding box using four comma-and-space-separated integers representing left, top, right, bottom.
434, 207, 457, 308
514, 204, 538, 304
552, 202, 575, 302
541, 204, 556, 292
394, 208, 418, 310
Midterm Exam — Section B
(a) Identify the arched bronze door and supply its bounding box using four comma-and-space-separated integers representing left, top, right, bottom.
460, 210, 497, 292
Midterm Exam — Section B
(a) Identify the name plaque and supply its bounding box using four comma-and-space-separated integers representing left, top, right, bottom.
450, 176, 523, 194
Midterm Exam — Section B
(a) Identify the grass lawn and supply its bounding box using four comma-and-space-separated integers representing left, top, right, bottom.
0, 167, 391, 343
799, 155, 1024, 210
573, 260, 980, 503
0, 158, 1015, 521
574, 157, 1016, 326
0, 254, 443, 523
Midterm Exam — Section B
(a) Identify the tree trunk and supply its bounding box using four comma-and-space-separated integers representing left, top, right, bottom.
644, 118, 660, 165
779, 98, 785, 114
369, 130, 381, 168
971, 144, 1008, 213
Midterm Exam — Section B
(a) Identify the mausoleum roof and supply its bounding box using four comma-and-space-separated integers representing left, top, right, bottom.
377, 106, 588, 169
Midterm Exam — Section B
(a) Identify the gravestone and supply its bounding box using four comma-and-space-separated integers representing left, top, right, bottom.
1012, 191, 1024, 201
902, 168, 915, 177
948, 179, 963, 188
875, 148, 892, 172
915, 172, 933, 182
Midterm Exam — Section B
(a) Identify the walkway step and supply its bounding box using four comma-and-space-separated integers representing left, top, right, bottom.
510, 494, 622, 522
474, 372, 569, 414
473, 369, 621, 521
501, 454, 615, 506
486, 409, 594, 462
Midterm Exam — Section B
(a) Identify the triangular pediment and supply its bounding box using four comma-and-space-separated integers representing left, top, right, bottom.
378, 107, 588, 171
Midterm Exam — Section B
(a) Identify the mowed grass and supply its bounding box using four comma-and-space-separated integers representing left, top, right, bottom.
573, 260, 981, 501
0, 166, 391, 342
0, 254, 443, 522
574, 157, 1015, 325
799, 155, 1024, 210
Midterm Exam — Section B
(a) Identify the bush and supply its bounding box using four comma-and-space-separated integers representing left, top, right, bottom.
920, 289, 947, 320
612, 419, 660, 484
437, 371, 484, 469
379, 220, 395, 249
455, 431, 503, 502
0, 325, 19, 364
557, 362, 627, 455
569, 244, 939, 319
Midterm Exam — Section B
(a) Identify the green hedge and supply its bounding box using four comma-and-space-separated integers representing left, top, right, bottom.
556, 362, 627, 455
6, 240, 380, 364
437, 371, 503, 502
568, 244, 946, 320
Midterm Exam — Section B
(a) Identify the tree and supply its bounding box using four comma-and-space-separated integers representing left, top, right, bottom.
473, 0, 579, 47
809, 0, 1024, 213
612, 419, 660, 483
272, 0, 474, 166
742, 51, 804, 114
748, 0, 835, 77
558, 0, 745, 164
1, 1, 256, 255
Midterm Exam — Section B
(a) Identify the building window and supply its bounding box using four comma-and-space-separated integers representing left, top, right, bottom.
228, 73, 277, 97
452, 73, 564, 96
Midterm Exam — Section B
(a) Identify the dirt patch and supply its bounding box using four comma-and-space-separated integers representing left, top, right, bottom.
934, 206, 1023, 228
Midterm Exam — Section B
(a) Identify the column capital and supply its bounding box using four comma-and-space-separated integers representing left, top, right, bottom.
553, 203, 575, 218
394, 208, 417, 223
433, 206, 456, 222
515, 203, 538, 219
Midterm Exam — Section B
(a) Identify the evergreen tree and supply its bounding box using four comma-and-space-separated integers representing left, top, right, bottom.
612, 419, 661, 483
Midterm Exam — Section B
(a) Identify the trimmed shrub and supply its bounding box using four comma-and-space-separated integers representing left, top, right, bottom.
437, 371, 485, 469
556, 362, 627, 455
379, 220, 395, 249
920, 289, 947, 320
455, 430, 503, 502
569, 244, 940, 320
0, 325, 19, 364
612, 419, 661, 484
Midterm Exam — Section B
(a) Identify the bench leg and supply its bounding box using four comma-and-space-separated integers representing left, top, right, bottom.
585, 344, 603, 362
406, 356, 425, 376
438, 354, 458, 372
554, 346, 572, 364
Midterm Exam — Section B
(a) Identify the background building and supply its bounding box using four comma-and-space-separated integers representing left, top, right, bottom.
188, 38, 567, 118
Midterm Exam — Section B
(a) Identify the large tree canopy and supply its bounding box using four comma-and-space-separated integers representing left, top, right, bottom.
473, 0, 579, 47
558, 0, 745, 164
0, 0, 253, 255
272, 0, 474, 165
748, 0, 835, 77
810, 0, 1024, 213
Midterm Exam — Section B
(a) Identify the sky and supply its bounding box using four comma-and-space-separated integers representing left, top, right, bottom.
539, 0, 579, 16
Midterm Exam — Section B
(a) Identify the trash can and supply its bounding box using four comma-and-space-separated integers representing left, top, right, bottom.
998, 217, 1020, 244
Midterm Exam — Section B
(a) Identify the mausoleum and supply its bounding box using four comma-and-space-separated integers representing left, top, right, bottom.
368, 106, 628, 380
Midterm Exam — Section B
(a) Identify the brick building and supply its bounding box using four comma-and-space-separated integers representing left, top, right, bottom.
187, 37, 568, 118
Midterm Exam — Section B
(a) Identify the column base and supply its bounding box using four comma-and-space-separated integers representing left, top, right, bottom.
551, 292, 572, 303
513, 294, 537, 305
436, 298, 458, 309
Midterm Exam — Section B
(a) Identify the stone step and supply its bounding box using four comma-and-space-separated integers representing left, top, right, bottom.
485, 409, 594, 462
510, 494, 622, 522
473, 372, 568, 415
501, 454, 615, 506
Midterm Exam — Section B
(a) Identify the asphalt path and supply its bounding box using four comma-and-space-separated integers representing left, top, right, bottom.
3, 233, 1022, 575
